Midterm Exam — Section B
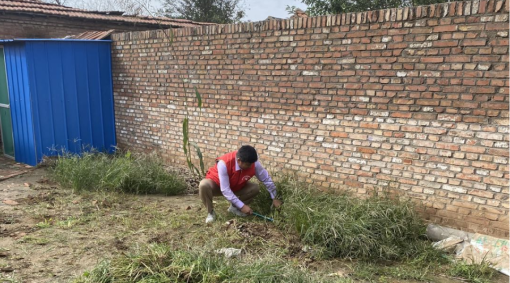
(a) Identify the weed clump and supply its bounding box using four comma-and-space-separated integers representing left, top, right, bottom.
253, 174, 427, 261
449, 260, 496, 283
50, 151, 187, 195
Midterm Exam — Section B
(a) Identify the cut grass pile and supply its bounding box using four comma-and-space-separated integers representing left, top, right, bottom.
50, 151, 187, 195
252, 174, 429, 261
250, 174, 498, 283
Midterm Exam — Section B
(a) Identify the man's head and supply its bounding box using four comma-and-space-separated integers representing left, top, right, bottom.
236, 145, 258, 170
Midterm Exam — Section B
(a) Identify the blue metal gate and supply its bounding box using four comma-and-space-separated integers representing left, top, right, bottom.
0, 39, 116, 165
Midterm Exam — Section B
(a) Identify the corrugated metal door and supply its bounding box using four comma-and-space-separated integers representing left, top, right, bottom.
3, 43, 36, 166
0, 40, 116, 166
25, 41, 116, 163
0, 47, 14, 158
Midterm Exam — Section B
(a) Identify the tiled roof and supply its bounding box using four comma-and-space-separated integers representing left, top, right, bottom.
292, 8, 308, 18
0, 0, 213, 28
266, 8, 308, 21
66, 29, 116, 40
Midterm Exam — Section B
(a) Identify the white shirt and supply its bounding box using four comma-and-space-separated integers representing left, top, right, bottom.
217, 159, 277, 209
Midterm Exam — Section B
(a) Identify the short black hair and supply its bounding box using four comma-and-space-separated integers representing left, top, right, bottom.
237, 145, 258, 163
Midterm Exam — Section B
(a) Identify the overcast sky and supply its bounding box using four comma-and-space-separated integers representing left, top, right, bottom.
242, 0, 308, 22
60, 0, 308, 21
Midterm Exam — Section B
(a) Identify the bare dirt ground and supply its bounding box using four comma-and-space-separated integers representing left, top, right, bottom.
0, 167, 206, 282
0, 166, 296, 283
0, 163, 507, 282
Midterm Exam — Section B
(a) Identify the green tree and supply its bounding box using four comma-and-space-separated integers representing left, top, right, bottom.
164, 0, 245, 24
303, 0, 450, 16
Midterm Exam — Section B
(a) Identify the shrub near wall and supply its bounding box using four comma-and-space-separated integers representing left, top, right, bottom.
111, 0, 509, 237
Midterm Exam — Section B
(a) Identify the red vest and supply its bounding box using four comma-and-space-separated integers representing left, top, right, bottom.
205, 151, 256, 192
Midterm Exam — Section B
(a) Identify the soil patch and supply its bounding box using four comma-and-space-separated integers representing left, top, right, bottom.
0, 156, 31, 181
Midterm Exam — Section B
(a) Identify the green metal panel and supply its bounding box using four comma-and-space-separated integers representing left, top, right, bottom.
0, 48, 8, 105
0, 108, 14, 156
0, 47, 14, 157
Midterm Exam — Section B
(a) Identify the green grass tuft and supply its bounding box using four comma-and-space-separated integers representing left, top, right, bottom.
449, 260, 495, 283
50, 151, 187, 195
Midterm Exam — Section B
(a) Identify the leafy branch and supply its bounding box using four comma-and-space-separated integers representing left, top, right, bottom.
182, 85, 205, 177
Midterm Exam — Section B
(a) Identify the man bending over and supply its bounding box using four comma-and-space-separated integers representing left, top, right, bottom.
198, 145, 282, 223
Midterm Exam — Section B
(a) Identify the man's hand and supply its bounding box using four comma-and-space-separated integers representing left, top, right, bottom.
272, 199, 283, 208
240, 205, 253, 215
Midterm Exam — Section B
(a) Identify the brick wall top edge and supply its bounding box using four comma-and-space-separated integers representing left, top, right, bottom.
111, 0, 508, 41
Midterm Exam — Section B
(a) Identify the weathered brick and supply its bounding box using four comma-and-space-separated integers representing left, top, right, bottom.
461, 145, 487, 153
489, 220, 510, 230
357, 147, 377, 154
484, 177, 509, 186
480, 205, 506, 215
469, 189, 494, 198
488, 148, 510, 157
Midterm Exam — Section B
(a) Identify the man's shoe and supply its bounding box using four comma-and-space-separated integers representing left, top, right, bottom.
227, 204, 247, 217
205, 211, 216, 223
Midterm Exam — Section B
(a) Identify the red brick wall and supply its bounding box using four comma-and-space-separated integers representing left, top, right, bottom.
0, 14, 163, 39
111, 0, 509, 237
